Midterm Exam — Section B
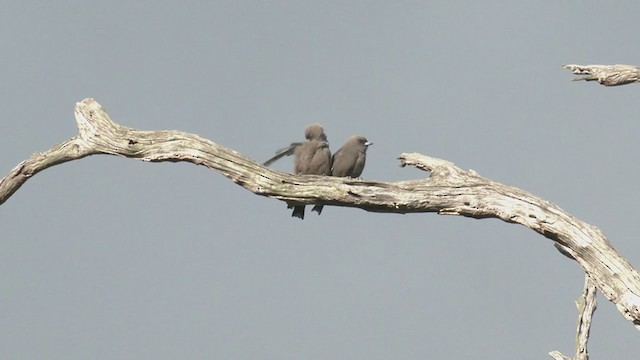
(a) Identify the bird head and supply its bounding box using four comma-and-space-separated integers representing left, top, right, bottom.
305, 123, 327, 141
352, 136, 373, 149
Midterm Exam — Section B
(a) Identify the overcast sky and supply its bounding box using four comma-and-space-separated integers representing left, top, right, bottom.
1, 2, 640, 359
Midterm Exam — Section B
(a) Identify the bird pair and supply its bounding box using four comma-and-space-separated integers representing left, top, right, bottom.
264, 124, 372, 219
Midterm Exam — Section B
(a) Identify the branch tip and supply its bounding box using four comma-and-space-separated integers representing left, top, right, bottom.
398, 153, 456, 173
562, 63, 640, 86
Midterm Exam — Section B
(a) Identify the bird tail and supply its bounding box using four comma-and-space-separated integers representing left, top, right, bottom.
291, 205, 305, 219
263, 142, 301, 166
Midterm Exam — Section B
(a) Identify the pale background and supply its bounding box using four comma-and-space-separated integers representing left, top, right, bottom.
1, 2, 639, 359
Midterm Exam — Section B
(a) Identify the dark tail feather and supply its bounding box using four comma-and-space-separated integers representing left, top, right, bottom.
311, 205, 324, 215
263, 143, 301, 166
291, 205, 305, 219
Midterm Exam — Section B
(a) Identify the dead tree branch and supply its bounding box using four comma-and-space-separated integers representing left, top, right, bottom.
1, 98, 640, 339
562, 64, 640, 86
549, 275, 598, 360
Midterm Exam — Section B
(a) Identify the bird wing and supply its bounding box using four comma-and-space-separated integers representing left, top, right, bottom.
307, 142, 332, 175
330, 147, 355, 177
351, 151, 366, 178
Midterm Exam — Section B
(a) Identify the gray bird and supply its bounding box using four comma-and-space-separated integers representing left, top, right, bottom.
264, 124, 332, 219
291, 138, 331, 219
331, 136, 373, 178
311, 136, 372, 215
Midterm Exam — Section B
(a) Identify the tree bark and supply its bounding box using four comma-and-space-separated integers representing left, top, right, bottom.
549, 275, 598, 360
1, 99, 639, 355
562, 64, 640, 86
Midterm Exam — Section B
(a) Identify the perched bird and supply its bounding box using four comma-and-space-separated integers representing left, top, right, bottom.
291, 138, 331, 219
310, 136, 372, 215
264, 124, 332, 219
331, 136, 373, 178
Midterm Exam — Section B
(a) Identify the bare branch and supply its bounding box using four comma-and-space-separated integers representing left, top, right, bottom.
562, 64, 640, 86
575, 276, 598, 359
1, 98, 640, 331
549, 351, 571, 360
549, 275, 598, 360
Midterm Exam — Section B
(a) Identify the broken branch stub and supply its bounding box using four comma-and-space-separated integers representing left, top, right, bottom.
562, 64, 640, 86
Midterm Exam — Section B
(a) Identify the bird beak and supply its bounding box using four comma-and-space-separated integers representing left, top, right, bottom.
365, 141, 373, 146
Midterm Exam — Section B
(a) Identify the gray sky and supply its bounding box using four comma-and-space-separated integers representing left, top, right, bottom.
1, 2, 639, 359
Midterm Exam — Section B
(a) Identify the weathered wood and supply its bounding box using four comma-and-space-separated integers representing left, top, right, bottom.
549, 350, 571, 360
549, 276, 598, 360
562, 64, 640, 86
1, 98, 640, 335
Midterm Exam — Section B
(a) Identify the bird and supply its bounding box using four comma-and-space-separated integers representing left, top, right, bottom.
330, 135, 373, 178
264, 124, 332, 219
310, 136, 372, 215
291, 138, 331, 219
